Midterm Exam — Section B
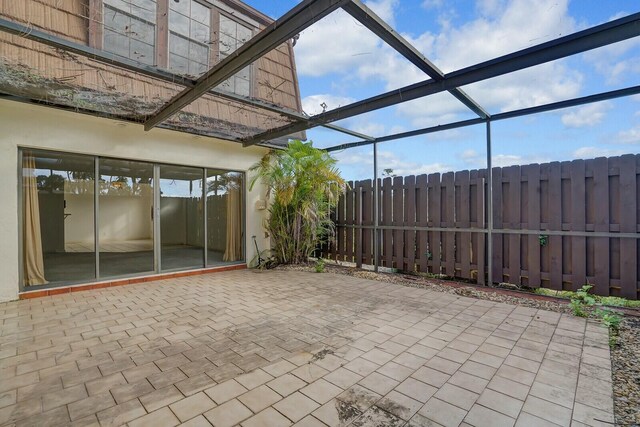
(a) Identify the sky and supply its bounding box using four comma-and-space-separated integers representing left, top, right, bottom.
243, 0, 640, 180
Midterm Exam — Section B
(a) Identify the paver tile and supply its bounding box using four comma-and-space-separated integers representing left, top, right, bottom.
238, 384, 282, 413
242, 407, 293, 427
129, 407, 180, 427
273, 392, 320, 422
464, 404, 515, 427
204, 399, 252, 427
169, 391, 216, 422
376, 390, 422, 420
205, 379, 248, 404
139, 385, 184, 412
300, 379, 343, 405
418, 397, 467, 427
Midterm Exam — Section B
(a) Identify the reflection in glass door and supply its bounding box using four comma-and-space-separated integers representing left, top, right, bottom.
206, 170, 244, 265
98, 159, 155, 277
159, 165, 204, 270
22, 150, 96, 285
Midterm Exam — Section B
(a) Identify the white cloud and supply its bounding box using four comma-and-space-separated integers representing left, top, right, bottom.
301, 94, 355, 115
334, 149, 451, 179
295, 0, 584, 127
460, 150, 549, 168
294, 0, 397, 77
561, 102, 612, 128
572, 146, 626, 159
617, 126, 640, 144
583, 12, 640, 85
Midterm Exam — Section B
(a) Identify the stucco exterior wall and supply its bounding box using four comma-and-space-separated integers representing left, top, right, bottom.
0, 99, 271, 302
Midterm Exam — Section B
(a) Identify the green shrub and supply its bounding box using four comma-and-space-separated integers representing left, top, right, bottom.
250, 140, 346, 265
314, 258, 326, 273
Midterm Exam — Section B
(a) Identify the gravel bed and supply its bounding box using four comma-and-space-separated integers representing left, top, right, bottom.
275, 263, 639, 426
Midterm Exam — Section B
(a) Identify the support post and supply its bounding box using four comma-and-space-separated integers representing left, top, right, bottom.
486, 121, 493, 285
373, 141, 379, 273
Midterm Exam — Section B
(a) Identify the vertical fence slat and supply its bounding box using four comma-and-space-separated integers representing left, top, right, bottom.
619, 154, 638, 299
571, 160, 587, 290
456, 170, 471, 279
405, 175, 416, 272
593, 158, 610, 296
382, 177, 393, 268
345, 181, 354, 263
508, 166, 522, 285
428, 173, 441, 275
416, 174, 429, 273
548, 162, 563, 290
527, 164, 541, 287
392, 176, 404, 270
492, 167, 503, 283
443, 172, 456, 277
362, 179, 373, 266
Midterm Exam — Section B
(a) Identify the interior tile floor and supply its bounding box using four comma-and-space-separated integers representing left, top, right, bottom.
0, 270, 614, 426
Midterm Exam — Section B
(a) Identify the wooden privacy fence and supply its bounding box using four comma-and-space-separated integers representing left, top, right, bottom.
321, 154, 640, 299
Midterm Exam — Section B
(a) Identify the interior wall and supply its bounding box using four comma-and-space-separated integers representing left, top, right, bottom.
0, 99, 270, 302
99, 194, 153, 243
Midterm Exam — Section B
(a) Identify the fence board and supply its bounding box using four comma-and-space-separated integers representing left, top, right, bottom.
416, 174, 429, 272
405, 175, 417, 272
362, 180, 373, 266
508, 166, 522, 284
476, 172, 486, 285
548, 162, 563, 290
443, 172, 456, 277
345, 181, 355, 263
456, 170, 472, 279
382, 177, 393, 268
619, 154, 637, 298
391, 177, 403, 269
428, 173, 441, 275
492, 167, 503, 283
526, 164, 541, 287
571, 160, 587, 290
593, 158, 610, 296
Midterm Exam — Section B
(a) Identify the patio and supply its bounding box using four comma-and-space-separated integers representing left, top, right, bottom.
0, 270, 614, 427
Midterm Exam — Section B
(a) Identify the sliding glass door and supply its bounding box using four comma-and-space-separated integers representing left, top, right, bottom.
159, 165, 205, 271
206, 170, 244, 265
99, 159, 155, 277
22, 150, 96, 285
21, 149, 245, 289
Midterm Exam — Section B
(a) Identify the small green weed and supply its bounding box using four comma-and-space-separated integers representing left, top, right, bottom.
314, 258, 325, 273
569, 285, 624, 348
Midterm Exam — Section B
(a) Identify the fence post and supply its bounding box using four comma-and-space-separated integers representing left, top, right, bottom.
486, 121, 493, 286
373, 141, 379, 273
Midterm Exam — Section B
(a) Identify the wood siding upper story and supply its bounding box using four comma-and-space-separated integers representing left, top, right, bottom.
0, 0, 302, 139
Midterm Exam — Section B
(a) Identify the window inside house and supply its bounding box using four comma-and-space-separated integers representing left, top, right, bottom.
103, 0, 157, 65
218, 14, 253, 96
169, 0, 211, 77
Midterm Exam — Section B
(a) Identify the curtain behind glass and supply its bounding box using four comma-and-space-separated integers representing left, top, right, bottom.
23, 155, 47, 286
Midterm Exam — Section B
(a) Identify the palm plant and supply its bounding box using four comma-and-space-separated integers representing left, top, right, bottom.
249, 140, 346, 264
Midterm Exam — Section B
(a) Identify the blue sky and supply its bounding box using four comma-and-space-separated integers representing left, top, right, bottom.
244, 0, 640, 180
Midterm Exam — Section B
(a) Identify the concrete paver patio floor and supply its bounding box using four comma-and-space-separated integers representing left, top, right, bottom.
0, 270, 615, 427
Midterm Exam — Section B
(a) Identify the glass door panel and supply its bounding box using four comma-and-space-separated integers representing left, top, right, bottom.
206, 170, 244, 266
159, 164, 204, 270
98, 158, 155, 277
22, 150, 95, 285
